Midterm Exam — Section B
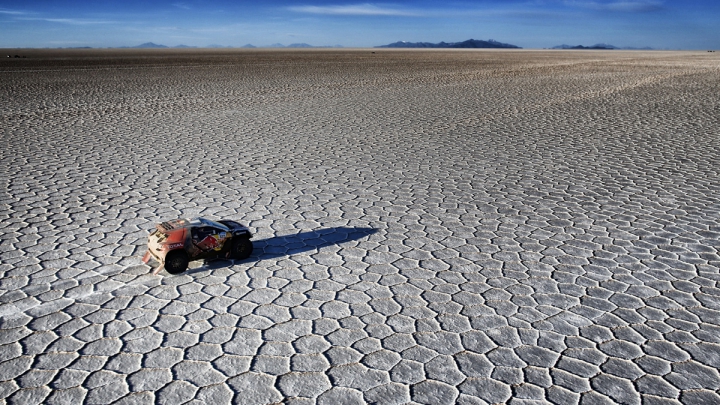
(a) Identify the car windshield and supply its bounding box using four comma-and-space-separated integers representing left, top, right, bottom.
194, 217, 229, 231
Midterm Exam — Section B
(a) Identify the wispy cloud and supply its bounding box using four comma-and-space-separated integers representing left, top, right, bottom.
289, 3, 421, 17
0, 8, 27, 15
172, 3, 191, 10
565, 1, 663, 12
290, 3, 580, 19
19, 17, 117, 25
131, 25, 182, 32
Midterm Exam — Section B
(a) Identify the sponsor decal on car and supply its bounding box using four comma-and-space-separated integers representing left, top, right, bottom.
167, 243, 183, 249
197, 235, 221, 251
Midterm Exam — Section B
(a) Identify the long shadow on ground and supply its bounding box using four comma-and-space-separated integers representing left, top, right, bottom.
252, 227, 378, 260
188, 227, 378, 273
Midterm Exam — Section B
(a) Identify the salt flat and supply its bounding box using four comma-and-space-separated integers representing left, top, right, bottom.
1, 49, 719, 404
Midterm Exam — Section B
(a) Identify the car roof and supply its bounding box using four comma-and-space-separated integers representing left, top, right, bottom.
191, 217, 230, 231
158, 217, 230, 233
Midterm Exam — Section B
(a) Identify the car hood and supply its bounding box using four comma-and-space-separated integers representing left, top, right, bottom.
157, 218, 192, 233
148, 228, 187, 257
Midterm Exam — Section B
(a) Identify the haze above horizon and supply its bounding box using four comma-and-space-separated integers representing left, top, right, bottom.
1, 0, 718, 50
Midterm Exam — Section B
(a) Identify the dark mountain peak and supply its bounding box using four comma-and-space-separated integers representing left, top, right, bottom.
453, 39, 520, 48
552, 43, 617, 50
134, 42, 168, 48
592, 43, 617, 49
376, 38, 520, 49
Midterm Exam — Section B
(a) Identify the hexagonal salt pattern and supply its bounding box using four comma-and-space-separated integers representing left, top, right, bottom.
1, 50, 719, 404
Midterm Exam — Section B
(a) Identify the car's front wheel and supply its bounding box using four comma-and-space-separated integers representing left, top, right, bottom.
165, 251, 189, 274
231, 238, 253, 260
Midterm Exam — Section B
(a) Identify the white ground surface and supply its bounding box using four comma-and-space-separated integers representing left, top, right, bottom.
1, 49, 719, 404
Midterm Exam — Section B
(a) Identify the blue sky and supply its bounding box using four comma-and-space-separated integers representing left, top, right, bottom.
1, 1, 718, 49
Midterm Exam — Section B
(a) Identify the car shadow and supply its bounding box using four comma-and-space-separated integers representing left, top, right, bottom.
186, 227, 378, 273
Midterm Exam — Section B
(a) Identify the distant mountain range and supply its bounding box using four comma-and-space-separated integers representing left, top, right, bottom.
126, 42, 342, 49
57, 41, 658, 51
552, 43, 654, 50
376, 39, 521, 49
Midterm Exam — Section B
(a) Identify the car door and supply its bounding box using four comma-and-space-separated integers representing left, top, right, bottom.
193, 226, 229, 255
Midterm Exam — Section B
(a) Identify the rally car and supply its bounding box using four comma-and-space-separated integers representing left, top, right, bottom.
142, 217, 253, 275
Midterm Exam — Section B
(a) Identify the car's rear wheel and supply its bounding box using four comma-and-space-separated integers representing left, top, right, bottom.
231, 238, 253, 260
165, 251, 189, 274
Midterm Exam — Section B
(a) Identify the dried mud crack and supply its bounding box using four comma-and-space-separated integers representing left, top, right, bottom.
1, 49, 719, 404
